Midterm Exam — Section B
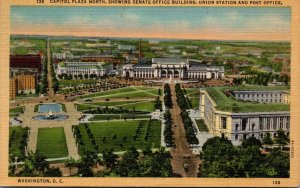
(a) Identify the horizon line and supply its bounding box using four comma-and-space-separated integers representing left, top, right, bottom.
10, 34, 291, 43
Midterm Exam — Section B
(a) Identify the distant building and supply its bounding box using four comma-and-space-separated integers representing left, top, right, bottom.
199, 87, 290, 145
232, 90, 290, 104
10, 54, 43, 72
52, 52, 73, 60
57, 61, 113, 78
118, 45, 136, 51
80, 55, 125, 65
15, 73, 36, 94
9, 73, 37, 98
122, 58, 224, 80
9, 78, 17, 100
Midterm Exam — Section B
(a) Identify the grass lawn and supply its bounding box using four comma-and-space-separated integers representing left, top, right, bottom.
59, 79, 97, 86
206, 87, 290, 112
80, 87, 137, 99
10, 106, 24, 114
195, 119, 208, 132
185, 88, 199, 96
80, 87, 161, 99
90, 100, 143, 106
16, 93, 39, 99
9, 126, 26, 157
77, 101, 156, 112
89, 114, 151, 121
36, 127, 68, 158
77, 120, 161, 154
189, 97, 199, 109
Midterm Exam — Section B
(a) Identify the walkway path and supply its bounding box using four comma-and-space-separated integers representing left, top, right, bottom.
169, 83, 200, 177
21, 103, 80, 158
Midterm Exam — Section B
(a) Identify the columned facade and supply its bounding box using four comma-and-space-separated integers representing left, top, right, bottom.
122, 58, 224, 79
199, 89, 290, 145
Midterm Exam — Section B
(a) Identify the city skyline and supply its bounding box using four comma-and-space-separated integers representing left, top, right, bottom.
11, 6, 290, 41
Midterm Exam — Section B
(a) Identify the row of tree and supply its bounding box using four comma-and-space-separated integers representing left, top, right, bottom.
78, 147, 173, 177
163, 110, 173, 147
233, 72, 289, 86
175, 84, 199, 145
50, 61, 59, 93
164, 84, 173, 109
84, 106, 149, 114
154, 96, 162, 111
58, 73, 98, 80
9, 127, 30, 161
199, 136, 290, 178
10, 151, 62, 177
40, 60, 48, 94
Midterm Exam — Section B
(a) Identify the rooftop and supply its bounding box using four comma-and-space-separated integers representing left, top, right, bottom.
205, 86, 290, 113
152, 58, 187, 64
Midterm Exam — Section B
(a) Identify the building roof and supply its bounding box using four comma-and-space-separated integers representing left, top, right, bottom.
189, 65, 224, 72
204, 86, 290, 113
152, 58, 188, 64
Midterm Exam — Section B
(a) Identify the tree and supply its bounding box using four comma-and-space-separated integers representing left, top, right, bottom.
64, 157, 77, 176
139, 148, 172, 177
102, 149, 117, 168
262, 132, 273, 146
241, 137, 262, 148
274, 129, 289, 150
17, 151, 50, 177
77, 150, 98, 177
115, 147, 140, 177
44, 167, 62, 177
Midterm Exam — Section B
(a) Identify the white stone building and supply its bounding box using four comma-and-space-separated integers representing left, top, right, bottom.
199, 88, 290, 145
57, 61, 112, 78
122, 58, 224, 80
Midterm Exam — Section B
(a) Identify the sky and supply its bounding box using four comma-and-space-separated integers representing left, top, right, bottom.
11, 6, 291, 41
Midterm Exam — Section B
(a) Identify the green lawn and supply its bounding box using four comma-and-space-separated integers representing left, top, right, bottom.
80, 87, 137, 99
59, 79, 97, 86
89, 114, 151, 121
36, 127, 68, 158
16, 93, 39, 99
9, 106, 24, 114
90, 100, 144, 107
76, 101, 156, 112
195, 119, 208, 132
80, 87, 161, 99
77, 120, 161, 154
189, 97, 200, 109
185, 88, 199, 96
9, 126, 26, 157
206, 87, 290, 112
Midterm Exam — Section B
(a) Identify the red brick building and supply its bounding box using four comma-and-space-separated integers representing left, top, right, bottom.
10, 54, 43, 72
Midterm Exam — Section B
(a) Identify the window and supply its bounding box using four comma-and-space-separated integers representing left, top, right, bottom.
242, 118, 247, 130
235, 124, 239, 131
221, 117, 227, 129
273, 118, 277, 130
252, 123, 255, 131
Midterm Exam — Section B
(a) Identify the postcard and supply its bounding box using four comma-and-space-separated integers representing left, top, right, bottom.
0, 0, 299, 187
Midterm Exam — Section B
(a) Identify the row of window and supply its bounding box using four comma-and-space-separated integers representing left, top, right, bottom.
224, 117, 290, 131
236, 93, 283, 98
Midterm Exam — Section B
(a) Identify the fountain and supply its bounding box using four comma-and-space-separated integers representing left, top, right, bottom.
32, 104, 68, 121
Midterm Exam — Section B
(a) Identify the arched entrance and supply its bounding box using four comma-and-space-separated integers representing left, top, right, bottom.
211, 72, 216, 79
168, 70, 173, 78
125, 71, 130, 78
174, 70, 180, 78
161, 70, 167, 78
